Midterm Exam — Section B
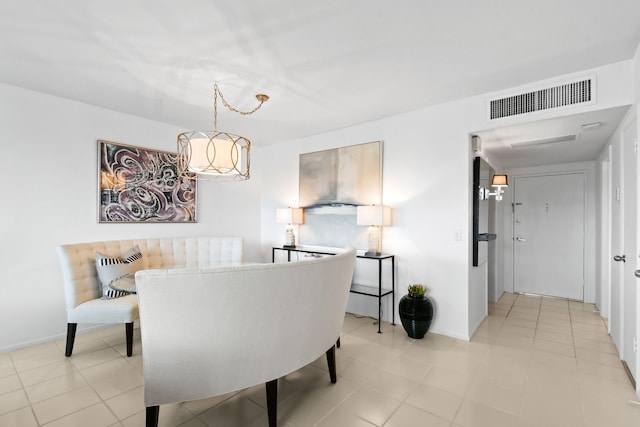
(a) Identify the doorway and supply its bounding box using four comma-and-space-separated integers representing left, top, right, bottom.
513, 173, 586, 300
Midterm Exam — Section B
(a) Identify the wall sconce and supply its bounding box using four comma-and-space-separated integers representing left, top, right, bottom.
276, 207, 304, 248
479, 175, 509, 201
356, 205, 391, 256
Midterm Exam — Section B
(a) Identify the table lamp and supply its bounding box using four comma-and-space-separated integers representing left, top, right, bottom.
357, 205, 391, 256
276, 207, 304, 248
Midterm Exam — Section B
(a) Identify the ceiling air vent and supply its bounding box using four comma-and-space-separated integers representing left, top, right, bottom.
489, 78, 593, 120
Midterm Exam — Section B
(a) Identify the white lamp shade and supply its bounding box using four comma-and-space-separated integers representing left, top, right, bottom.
357, 205, 391, 226
188, 136, 242, 174
276, 208, 304, 224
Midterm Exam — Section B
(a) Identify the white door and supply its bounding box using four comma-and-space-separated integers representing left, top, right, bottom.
513, 173, 585, 300
621, 118, 637, 383
610, 135, 623, 351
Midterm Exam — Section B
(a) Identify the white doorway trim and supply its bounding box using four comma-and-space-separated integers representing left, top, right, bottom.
598, 146, 612, 319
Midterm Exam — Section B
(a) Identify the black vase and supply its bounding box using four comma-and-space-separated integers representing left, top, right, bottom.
399, 295, 434, 339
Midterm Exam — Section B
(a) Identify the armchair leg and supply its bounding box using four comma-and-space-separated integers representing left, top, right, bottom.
65, 323, 77, 357
265, 379, 278, 427
326, 345, 337, 383
125, 322, 134, 357
146, 406, 159, 427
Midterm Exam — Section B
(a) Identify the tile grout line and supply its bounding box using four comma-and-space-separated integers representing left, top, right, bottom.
7, 348, 42, 426
54, 336, 122, 426
312, 316, 392, 427
515, 293, 534, 421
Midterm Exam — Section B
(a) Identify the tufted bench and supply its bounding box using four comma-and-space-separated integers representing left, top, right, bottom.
57, 237, 243, 356
136, 247, 356, 427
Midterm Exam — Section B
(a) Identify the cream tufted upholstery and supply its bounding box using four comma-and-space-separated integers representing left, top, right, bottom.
57, 237, 243, 357
136, 247, 356, 427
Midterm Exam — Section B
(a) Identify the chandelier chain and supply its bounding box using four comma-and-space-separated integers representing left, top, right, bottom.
213, 83, 268, 131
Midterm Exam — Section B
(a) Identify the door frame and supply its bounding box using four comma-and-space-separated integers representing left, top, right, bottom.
598, 146, 612, 319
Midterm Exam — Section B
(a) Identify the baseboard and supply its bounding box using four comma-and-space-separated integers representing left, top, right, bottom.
622, 360, 637, 390
1, 331, 67, 354
0, 323, 136, 354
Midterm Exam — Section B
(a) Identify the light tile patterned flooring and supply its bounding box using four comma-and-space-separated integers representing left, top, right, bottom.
1, 293, 639, 426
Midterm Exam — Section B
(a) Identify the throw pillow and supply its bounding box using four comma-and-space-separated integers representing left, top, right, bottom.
108, 273, 137, 297
95, 245, 143, 299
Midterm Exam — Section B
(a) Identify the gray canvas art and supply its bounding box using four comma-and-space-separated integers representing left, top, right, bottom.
299, 141, 381, 207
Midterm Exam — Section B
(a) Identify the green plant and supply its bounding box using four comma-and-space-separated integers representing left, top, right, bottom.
407, 284, 427, 298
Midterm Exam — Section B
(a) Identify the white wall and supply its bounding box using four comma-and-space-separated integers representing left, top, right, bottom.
0, 83, 262, 352
257, 104, 476, 340
596, 145, 612, 317
489, 196, 506, 302
635, 42, 640, 102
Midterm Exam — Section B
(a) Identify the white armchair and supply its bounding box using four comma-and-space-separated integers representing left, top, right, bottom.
136, 247, 356, 427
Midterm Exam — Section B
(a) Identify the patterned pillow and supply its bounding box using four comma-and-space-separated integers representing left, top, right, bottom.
108, 274, 137, 297
95, 245, 143, 299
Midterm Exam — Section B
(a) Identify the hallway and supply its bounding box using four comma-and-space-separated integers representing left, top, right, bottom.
478, 293, 639, 426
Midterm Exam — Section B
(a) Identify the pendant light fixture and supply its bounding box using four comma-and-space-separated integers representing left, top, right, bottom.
177, 83, 269, 181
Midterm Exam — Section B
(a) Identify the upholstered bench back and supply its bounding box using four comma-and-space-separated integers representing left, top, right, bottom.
57, 237, 243, 310
135, 247, 356, 407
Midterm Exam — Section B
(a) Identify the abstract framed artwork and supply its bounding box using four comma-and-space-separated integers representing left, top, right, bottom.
98, 140, 197, 223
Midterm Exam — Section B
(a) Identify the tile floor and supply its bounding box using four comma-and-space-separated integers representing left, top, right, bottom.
1, 293, 639, 426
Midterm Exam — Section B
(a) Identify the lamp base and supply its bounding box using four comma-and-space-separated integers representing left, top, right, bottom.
284, 226, 296, 248
365, 226, 382, 258
283, 244, 297, 249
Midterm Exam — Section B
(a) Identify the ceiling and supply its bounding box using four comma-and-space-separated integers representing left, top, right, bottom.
1, 1, 640, 169
476, 106, 631, 170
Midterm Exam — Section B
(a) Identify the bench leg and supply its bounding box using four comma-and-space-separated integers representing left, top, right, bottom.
146, 406, 159, 427
266, 379, 278, 427
326, 345, 337, 383
65, 323, 77, 357
125, 322, 134, 357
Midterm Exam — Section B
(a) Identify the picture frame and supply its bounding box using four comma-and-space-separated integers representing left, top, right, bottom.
299, 141, 382, 207
298, 141, 382, 248
98, 140, 197, 223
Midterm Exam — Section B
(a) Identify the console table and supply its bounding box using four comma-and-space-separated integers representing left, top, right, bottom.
272, 246, 395, 333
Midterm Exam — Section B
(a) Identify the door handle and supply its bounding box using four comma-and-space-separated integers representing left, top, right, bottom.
515, 237, 526, 242
613, 255, 626, 262
635, 270, 640, 278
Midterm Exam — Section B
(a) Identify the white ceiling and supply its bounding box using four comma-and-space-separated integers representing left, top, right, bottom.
476, 106, 631, 170
1, 1, 640, 168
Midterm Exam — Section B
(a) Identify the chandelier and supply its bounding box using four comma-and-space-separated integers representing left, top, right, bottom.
177, 83, 269, 181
